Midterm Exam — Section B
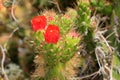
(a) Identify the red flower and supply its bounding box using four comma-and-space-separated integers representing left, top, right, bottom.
64, 14, 70, 19
69, 30, 79, 38
44, 25, 60, 44
47, 16, 54, 22
31, 15, 46, 31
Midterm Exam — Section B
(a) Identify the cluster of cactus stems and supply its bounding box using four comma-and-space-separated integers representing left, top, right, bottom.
30, 0, 120, 80
31, 9, 80, 79
76, 0, 120, 80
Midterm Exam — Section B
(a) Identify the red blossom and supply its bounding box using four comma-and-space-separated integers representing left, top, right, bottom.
44, 25, 60, 44
47, 16, 54, 22
64, 14, 70, 19
69, 30, 79, 38
31, 15, 47, 31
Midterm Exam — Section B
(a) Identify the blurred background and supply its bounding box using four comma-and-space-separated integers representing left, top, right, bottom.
0, 0, 120, 80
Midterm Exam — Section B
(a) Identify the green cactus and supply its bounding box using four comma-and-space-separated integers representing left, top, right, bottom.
32, 10, 80, 80
110, 0, 120, 80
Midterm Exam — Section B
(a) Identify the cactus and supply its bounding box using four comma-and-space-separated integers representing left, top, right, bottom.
31, 9, 80, 80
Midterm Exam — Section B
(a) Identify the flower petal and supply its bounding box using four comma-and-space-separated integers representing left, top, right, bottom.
44, 25, 60, 44
31, 15, 47, 31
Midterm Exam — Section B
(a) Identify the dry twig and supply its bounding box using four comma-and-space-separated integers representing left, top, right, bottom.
0, 0, 19, 80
